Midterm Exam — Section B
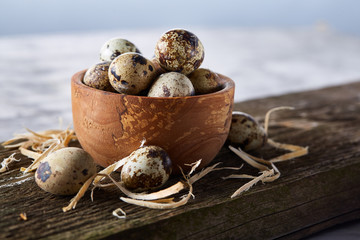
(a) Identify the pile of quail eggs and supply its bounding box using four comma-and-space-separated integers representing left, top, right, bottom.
83, 29, 223, 97
34, 29, 226, 197
33, 29, 274, 199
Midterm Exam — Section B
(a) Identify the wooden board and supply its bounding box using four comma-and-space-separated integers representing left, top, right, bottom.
1, 81, 360, 239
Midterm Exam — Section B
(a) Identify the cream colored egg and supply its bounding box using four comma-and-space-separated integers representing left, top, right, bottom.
35, 147, 97, 195
148, 72, 195, 97
100, 38, 141, 62
121, 145, 172, 192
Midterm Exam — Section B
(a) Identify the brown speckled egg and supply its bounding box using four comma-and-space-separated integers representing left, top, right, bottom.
188, 68, 222, 95
108, 53, 157, 95
100, 38, 141, 62
83, 62, 115, 91
228, 112, 268, 152
121, 145, 172, 192
147, 72, 195, 97
35, 147, 97, 195
154, 29, 204, 75
151, 57, 167, 75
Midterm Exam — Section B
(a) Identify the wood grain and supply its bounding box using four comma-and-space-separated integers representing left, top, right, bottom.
1, 81, 359, 240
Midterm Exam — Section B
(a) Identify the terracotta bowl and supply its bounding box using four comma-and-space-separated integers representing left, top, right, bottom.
71, 69, 235, 174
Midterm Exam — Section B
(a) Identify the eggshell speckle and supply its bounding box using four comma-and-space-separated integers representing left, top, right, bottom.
100, 38, 141, 62
121, 145, 172, 192
108, 53, 157, 95
154, 29, 204, 75
35, 147, 97, 195
148, 72, 195, 97
228, 112, 268, 152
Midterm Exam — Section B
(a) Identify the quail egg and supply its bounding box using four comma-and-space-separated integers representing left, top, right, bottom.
108, 53, 157, 95
154, 29, 204, 75
100, 38, 141, 62
228, 112, 268, 152
151, 57, 167, 75
188, 68, 222, 94
147, 72, 195, 97
121, 145, 172, 192
35, 147, 97, 195
83, 61, 114, 91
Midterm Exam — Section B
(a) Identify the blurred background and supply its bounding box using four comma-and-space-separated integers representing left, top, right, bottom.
0, 1, 360, 238
1, 0, 360, 36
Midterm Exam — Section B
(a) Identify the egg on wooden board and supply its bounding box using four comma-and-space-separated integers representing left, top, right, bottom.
228, 112, 268, 152
35, 147, 97, 195
121, 145, 172, 192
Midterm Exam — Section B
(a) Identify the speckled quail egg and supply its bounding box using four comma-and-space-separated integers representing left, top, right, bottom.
228, 112, 268, 152
151, 57, 167, 75
121, 145, 172, 192
154, 29, 205, 75
108, 53, 157, 95
35, 147, 97, 195
188, 68, 222, 95
147, 72, 195, 97
100, 38, 141, 62
83, 61, 115, 91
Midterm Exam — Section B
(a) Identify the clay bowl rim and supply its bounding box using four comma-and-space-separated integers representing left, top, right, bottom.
72, 69, 235, 100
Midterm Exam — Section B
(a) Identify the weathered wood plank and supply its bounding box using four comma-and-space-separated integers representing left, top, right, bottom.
1, 81, 360, 240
